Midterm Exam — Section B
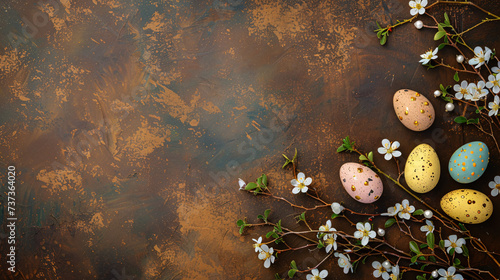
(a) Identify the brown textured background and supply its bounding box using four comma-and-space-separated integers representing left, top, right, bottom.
1, 0, 500, 279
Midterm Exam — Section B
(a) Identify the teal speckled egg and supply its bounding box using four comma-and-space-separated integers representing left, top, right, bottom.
448, 141, 489, 183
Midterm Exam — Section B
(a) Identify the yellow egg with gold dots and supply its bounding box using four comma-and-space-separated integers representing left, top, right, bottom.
448, 141, 489, 184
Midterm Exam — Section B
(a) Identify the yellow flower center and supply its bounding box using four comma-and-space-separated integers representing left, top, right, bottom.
253, 243, 261, 249
426, 225, 433, 231
326, 237, 335, 246
460, 88, 468, 94
362, 229, 370, 237
298, 183, 306, 189
493, 80, 499, 87
451, 242, 457, 248
416, 3, 422, 9
313, 276, 322, 280
264, 251, 272, 260
496, 184, 500, 190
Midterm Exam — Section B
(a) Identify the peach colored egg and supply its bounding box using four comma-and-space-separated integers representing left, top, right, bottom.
393, 89, 435, 131
339, 163, 383, 203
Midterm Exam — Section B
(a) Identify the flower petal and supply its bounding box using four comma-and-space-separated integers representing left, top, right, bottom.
391, 141, 400, 150
495, 175, 500, 184
297, 172, 305, 182
372, 261, 381, 269
382, 139, 390, 148
301, 186, 308, 193
303, 177, 312, 186
384, 153, 393, 161
291, 179, 299, 187
319, 270, 328, 278
392, 150, 402, 157
378, 147, 388, 154
492, 188, 499, 197
292, 187, 300, 194
421, 0, 428, 6
356, 222, 364, 231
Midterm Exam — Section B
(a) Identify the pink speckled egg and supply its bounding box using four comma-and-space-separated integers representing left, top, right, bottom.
393, 89, 435, 131
339, 163, 383, 203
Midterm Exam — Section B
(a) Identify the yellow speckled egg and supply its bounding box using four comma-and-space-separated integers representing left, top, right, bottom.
393, 89, 435, 131
441, 189, 493, 224
404, 144, 440, 193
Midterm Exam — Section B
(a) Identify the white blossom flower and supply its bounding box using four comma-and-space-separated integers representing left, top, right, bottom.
444, 235, 466, 254
258, 244, 275, 268
324, 233, 337, 253
252, 236, 263, 252
453, 80, 469, 100
465, 81, 488, 101
468, 46, 492, 68
335, 252, 353, 274
306, 269, 328, 280
291, 172, 312, 194
319, 220, 333, 233
420, 220, 434, 236
354, 222, 376, 246
419, 47, 438, 65
331, 202, 345, 214
464, 82, 488, 101
488, 95, 500, 117
486, 74, 500, 94
398, 199, 415, 220
372, 261, 391, 279
489, 175, 500, 197
409, 0, 427, 16
438, 266, 464, 280
492, 61, 500, 74
377, 139, 402, 160
389, 265, 400, 280
238, 178, 246, 190
381, 203, 402, 216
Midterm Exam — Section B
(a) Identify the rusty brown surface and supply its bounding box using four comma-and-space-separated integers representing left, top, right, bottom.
1, 0, 500, 279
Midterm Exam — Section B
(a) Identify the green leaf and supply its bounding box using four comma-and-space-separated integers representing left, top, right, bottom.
266, 231, 274, 238
282, 154, 290, 161
368, 151, 374, 162
385, 218, 396, 228
290, 260, 297, 269
429, 255, 437, 263
467, 118, 479, 124
317, 240, 325, 249
276, 220, 282, 232
416, 276, 426, 280
292, 148, 298, 161
337, 146, 347, 153
439, 240, 445, 250
458, 223, 467, 231
236, 219, 245, 227
475, 106, 485, 113
359, 154, 368, 161
462, 245, 469, 257
257, 215, 264, 220
454, 71, 459, 82
420, 263, 430, 270
454, 116, 467, 124
420, 243, 428, 249
239, 225, 245, 234
262, 174, 268, 187
245, 182, 258, 190
380, 34, 387, 45
275, 273, 283, 280
299, 212, 306, 221
438, 43, 447, 50
331, 213, 339, 219
418, 256, 426, 261
411, 255, 418, 263
444, 12, 450, 25
449, 247, 455, 255
361, 255, 369, 264
376, 21, 382, 30
427, 232, 435, 249
437, 24, 445, 32
264, 209, 271, 219
440, 84, 445, 91
288, 269, 297, 278
454, 258, 461, 266
444, 35, 449, 44
413, 209, 424, 216
434, 31, 446, 40
377, 29, 383, 39
410, 241, 420, 254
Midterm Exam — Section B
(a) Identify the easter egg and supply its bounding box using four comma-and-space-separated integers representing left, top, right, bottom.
393, 89, 435, 131
404, 144, 440, 193
339, 163, 383, 203
441, 189, 493, 224
448, 141, 489, 183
